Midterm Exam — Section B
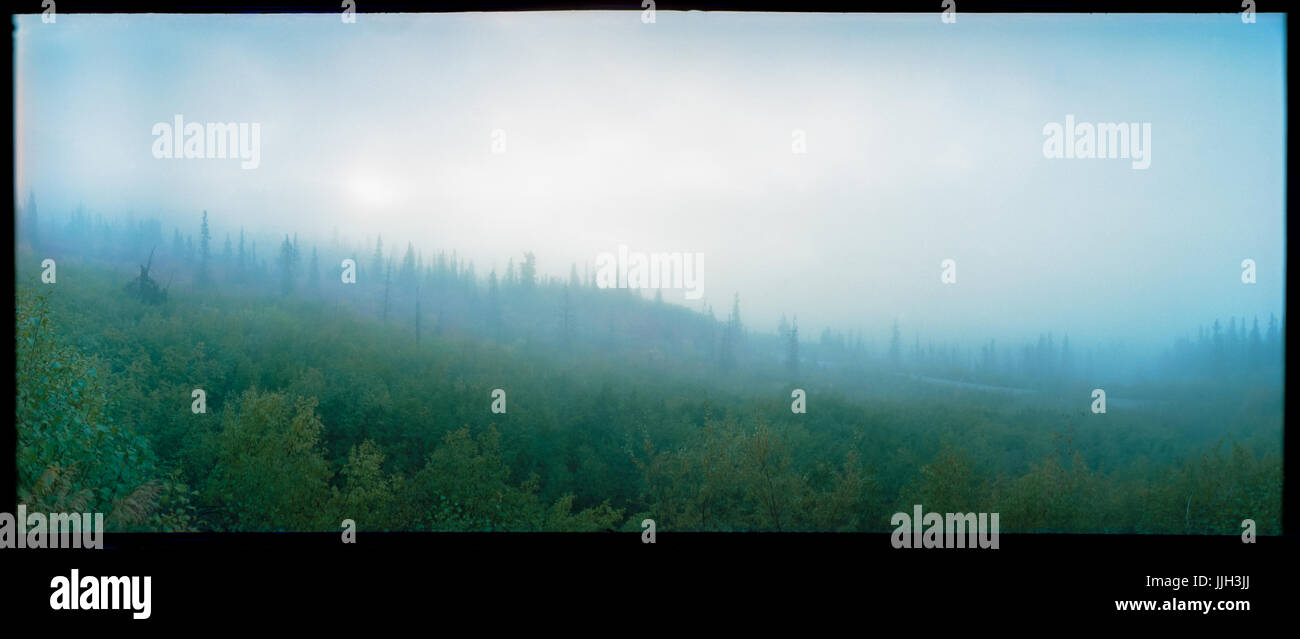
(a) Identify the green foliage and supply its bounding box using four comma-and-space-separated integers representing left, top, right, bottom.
396, 426, 622, 531
13, 253, 1284, 535
992, 433, 1100, 532
1137, 440, 1281, 534
632, 417, 875, 531
204, 390, 334, 531
331, 440, 400, 530
16, 291, 192, 530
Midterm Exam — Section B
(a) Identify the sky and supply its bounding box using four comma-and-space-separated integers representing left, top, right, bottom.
13, 12, 1287, 347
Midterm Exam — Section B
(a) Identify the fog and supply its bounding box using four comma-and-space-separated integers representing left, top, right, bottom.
12, 11, 1286, 537
14, 11, 1286, 352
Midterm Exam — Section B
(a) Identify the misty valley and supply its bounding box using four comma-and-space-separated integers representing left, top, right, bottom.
12, 204, 1283, 535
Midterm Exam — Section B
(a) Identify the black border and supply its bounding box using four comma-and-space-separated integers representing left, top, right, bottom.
5, 2, 1294, 627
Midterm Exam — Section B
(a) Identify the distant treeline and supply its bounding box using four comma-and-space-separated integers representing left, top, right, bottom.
13, 199, 1283, 534
16, 199, 1285, 391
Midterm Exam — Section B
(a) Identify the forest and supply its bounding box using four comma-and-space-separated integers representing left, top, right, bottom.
13, 199, 1284, 534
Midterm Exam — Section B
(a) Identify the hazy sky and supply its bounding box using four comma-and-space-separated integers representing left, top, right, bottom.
14, 12, 1286, 346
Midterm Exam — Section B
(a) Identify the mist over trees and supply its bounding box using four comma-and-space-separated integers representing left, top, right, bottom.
13, 201, 1284, 533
